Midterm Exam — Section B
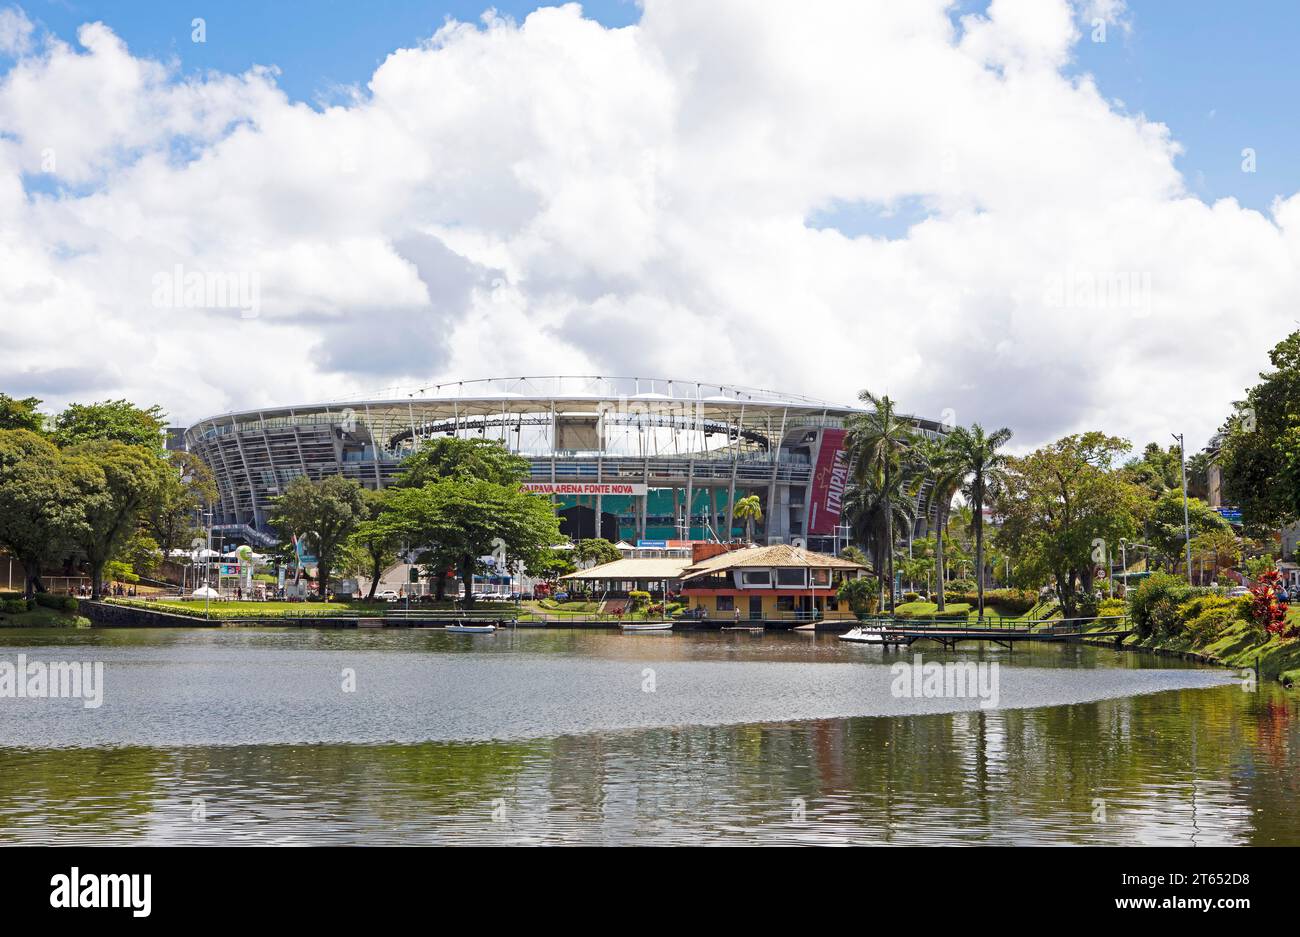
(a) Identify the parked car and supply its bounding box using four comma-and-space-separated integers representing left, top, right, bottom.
1226, 586, 1251, 598
376, 590, 400, 602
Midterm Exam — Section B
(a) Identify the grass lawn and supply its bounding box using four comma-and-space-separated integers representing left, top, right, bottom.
0, 607, 90, 628
1084, 608, 1300, 684
106, 598, 391, 619
888, 598, 1061, 627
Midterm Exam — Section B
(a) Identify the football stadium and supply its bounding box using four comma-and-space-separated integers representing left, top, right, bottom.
184, 376, 946, 552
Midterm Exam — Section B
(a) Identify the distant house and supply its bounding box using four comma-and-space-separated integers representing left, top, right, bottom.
678, 543, 867, 622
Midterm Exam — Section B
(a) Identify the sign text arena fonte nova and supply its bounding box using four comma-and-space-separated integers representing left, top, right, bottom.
521, 482, 648, 496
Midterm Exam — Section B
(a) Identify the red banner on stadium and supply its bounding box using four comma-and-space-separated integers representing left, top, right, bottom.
807, 428, 849, 536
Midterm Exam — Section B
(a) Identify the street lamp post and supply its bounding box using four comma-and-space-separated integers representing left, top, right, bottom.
1172, 433, 1193, 584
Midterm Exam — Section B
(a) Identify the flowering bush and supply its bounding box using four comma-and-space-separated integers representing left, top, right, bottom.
1249, 569, 1293, 638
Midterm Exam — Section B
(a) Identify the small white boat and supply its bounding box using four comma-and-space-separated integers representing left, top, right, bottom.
838, 625, 894, 644
622, 621, 673, 632
445, 622, 497, 634
721, 625, 764, 633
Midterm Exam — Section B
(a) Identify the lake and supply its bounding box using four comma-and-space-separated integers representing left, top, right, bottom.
0, 627, 1295, 845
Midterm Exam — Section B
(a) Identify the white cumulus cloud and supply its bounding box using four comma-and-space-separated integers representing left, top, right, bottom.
0, 0, 1295, 454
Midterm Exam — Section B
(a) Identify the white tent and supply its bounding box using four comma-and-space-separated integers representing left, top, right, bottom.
191, 586, 219, 599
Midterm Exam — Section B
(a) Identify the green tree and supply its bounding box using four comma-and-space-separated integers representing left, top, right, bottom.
838, 545, 868, 568
948, 423, 1013, 619
525, 547, 577, 588
573, 537, 621, 568
269, 475, 366, 598
52, 400, 167, 450
733, 494, 763, 543
0, 430, 90, 597
65, 440, 169, 599
836, 576, 878, 620
845, 392, 916, 611
909, 433, 963, 611
1213, 330, 1300, 532
382, 479, 562, 608
842, 458, 916, 610
994, 433, 1143, 618
0, 395, 45, 433
1147, 490, 1229, 575
346, 489, 406, 600
146, 451, 217, 569
397, 436, 530, 487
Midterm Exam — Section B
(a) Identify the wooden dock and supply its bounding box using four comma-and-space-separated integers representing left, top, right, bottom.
863, 616, 1132, 650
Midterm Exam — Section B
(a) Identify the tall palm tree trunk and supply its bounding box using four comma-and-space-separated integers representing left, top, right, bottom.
973, 494, 985, 620
935, 505, 947, 612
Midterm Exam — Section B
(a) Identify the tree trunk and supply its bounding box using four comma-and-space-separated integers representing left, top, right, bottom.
366, 555, 381, 600
435, 569, 448, 602
973, 485, 985, 620
460, 556, 475, 608
935, 505, 947, 612
317, 553, 330, 597
884, 467, 894, 613
90, 559, 104, 600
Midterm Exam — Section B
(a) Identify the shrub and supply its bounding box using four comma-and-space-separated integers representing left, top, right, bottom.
903, 591, 920, 603
1129, 572, 1194, 639
1097, 597, 1127, 619
1187, 605, 1238, 647
627, 590, 651, 611
34, 593, 78, 613
1, 599, 27, 615
837, 577, 879, 619
1248, 569, 1293, 638
894, 601, 970, 620
947, 578, 976, 593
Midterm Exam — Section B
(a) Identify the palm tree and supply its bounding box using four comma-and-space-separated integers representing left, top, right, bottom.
733, 494, 763, 543
909, 434, 963, 612
844, 392, 916, 611
842, 461, 916, 602
948, 423, 1013, 620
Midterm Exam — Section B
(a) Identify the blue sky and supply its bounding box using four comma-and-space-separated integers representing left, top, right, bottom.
8, 0, 1298, 218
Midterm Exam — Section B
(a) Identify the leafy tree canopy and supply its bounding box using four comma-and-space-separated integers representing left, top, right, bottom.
0, 394, 45, 433
53, 399, 167, 450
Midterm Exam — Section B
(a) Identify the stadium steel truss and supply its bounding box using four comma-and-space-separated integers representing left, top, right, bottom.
185, 376, 945, 551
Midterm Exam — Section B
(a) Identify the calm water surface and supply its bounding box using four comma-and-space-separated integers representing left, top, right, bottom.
0, 627, 1295, 845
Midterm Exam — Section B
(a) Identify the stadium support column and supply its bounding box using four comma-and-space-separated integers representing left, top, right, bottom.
684, 458, 694, 542
725, 403, 744, 540
364, 403, 383, 489
767, 408, 788, 545
595, 455, 603, 541
640, 455, 650, 540
230, 415, 262, 529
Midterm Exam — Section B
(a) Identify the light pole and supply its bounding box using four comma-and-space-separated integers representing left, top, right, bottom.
1172, 433, 1193, 584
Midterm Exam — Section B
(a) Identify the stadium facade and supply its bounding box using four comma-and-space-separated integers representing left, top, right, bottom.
184, 376, 945, 553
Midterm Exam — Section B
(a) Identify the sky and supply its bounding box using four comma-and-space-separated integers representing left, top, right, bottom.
2, 0, 1299, 453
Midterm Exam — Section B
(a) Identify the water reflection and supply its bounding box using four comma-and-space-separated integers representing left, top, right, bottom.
0, 629, 1295, 845
0, 687, 1295, 845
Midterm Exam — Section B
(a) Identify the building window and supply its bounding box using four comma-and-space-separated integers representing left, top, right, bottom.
811, 569, 831, 587
776, 596, 795, 611
740, 570, 771, 586
775, 568, 805, 587
716, 595, 734, 612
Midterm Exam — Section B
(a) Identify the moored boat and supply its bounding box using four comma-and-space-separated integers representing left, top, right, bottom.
446, 621, 497, 634
621, 621, 673, 632
838, 624, 894, 644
